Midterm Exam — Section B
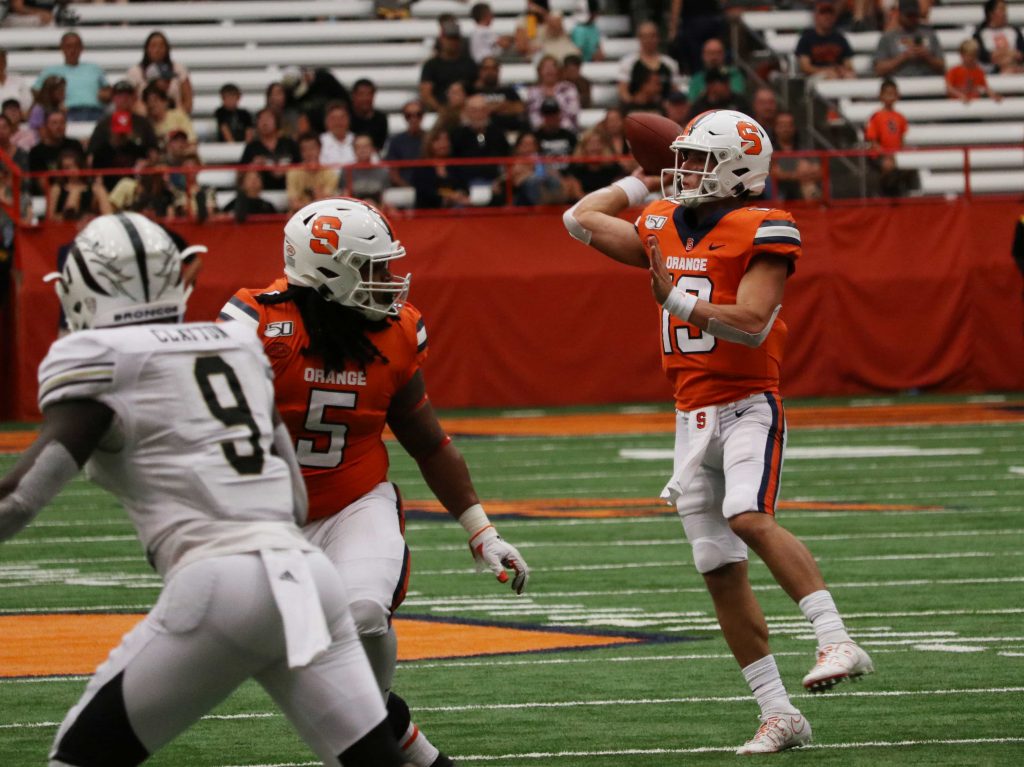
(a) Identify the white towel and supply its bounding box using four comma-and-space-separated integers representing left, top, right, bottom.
660, 406, 719, 507
261, 549, 332, 669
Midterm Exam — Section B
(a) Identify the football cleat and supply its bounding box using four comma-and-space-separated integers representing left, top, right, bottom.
802, 641, 875, 693
429, 754, 456, 767
736, 711, 812, 755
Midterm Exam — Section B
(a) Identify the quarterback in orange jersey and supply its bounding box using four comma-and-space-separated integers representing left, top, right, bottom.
563, 110, 873, 754
220, 198, 529, 767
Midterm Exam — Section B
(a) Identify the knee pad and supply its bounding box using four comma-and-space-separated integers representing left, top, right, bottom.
349, 598, 390, 638
682, 513, 748, 574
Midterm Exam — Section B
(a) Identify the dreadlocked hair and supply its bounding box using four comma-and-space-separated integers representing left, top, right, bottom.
256, 285, 392, 372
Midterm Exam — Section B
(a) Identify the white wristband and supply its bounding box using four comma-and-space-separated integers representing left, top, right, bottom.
611, 176, 649, 207
662, 287, 698, 322
458, 503, 491, 538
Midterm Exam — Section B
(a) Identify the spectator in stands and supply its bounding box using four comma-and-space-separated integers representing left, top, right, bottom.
570, 0, 605, 62
0, 49, 31, 112
264, 81, 301, 139
411, 126, 470, 208
349, 79, 389, 153
561, 54, 593, 109
514, 1, 553, 59
597, 106, 629, 161
947, 38, 1003, 102
668, 0, 726, 74
864, 78, 912, 196
751, 86, 780, 142
341, 135, 391, 205
46, 145, 112, 221
420, 20, 479, 113
0, 114, 28, 171
437, 81, 469, 132
241, 107, 301, 191
625, 70, 668, 115
108, 159, 176, 217
28, 110, 81, 179
281, 67, 350, 135
687, 38, 745, 103
619, 23, 683, 111
126, 31, 193, 115
1, 0, 53, 26
431, 13, 472, 57
526, 55, 581, 131
469, 2, 513, 63
143, 84, 195, 149
771, 111, 822, 202
163, 131, 210, 220
690, 68, 750, 117
319, 101, 357, 166
664, 90, 690, 126
506, 130, 567, 205
973, 0, 1024, 74
286, 132, 338, 213
563, 127, 624, 200
3, 100, 34, 152
385, 99, 425, 187
34, 32, 110, 123
533, 12, 581, 63
534, 97, 577, 170
87, 81, 158, 176
873, 0, 945, 77
797, 1, 856, 79
28, 75, 66, 136
474, 57, 526, 133
225, 170, 278, 221
375, 0, 414, 19
450, 93, 510, 187
216, 83, 254, 143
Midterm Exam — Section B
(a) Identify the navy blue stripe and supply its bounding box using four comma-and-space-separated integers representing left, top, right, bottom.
217, 311, 233, 321
760, 219, 798, 228
756, 393, 782, 513
228, 296, 260, 321
416, 317, 425, 331
753, 235, 801, 246
417, 339, 427, 353
390, 545, 410, 613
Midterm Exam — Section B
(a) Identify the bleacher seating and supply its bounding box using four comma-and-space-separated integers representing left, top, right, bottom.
746, 1, 1024, 193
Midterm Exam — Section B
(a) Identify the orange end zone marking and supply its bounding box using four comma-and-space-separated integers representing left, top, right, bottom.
0, 431, 38, 454
406, 498, 941, 518
0, 614, 641, 678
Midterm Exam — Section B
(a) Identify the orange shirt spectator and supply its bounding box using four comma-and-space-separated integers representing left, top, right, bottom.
946, 39, 1003, 102
865, 108, 908, 150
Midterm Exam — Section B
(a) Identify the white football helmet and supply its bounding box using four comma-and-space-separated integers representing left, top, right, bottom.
44, 212, 206, 330
283, 197, 410, 319
661, 109, 773, 208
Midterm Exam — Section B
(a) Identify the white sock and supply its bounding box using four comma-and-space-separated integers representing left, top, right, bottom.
799, 589, 852, 647
742, 655, 798, 717
399, 721, 440, 767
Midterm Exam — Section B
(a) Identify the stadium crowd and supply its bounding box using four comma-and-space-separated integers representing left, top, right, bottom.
0, 0, 1021, 222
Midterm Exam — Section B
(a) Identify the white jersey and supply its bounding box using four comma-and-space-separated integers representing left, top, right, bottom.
37, 321, 315, 577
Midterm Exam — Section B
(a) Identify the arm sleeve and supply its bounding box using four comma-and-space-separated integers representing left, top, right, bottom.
747, 211, 801, 274
37, 334, 117, 412
218, 289, 262, 330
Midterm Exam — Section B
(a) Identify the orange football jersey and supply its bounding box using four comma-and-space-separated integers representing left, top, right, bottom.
636, 202, 800, 411
226, 277, 427, 521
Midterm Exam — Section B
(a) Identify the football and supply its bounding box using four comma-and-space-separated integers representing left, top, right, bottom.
624, 113, 683, 175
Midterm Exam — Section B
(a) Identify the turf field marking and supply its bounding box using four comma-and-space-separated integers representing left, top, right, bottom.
1010, 466, 1024, 476
621, 446, 984, 461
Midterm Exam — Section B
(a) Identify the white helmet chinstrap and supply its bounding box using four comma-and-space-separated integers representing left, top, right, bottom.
283, 197, 410, 319
44, 212, 206, 330
661, 109, 773, 208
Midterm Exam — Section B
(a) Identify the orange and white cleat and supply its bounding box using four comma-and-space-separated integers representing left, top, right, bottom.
802, 641, 874, 693
736, 711, 812, 755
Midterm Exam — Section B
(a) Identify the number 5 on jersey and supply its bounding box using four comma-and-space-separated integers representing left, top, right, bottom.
296, 389, 357, 468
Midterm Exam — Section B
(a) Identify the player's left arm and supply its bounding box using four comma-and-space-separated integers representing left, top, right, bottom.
387, 371, 529, 594
0, 400, 113, 542
649, 236, 790, 348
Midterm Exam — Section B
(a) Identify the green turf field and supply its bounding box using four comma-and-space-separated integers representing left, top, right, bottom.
2, 394, 1023, 766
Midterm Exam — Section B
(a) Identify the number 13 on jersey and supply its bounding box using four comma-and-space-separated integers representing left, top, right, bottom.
662, 275, 715, 355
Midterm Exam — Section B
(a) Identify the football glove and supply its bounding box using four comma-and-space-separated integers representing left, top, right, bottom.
460, 504, 529, 594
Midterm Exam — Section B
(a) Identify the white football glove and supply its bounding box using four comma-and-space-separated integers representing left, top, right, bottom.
460, 504, 529, 594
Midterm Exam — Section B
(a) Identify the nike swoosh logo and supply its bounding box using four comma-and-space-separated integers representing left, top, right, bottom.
709, 243, 726, 250
735, 408, 751, 418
